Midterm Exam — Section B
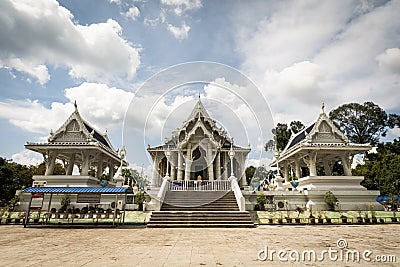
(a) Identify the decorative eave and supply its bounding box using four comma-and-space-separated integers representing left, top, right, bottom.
25, 141, 124, 164
48, 103, 116, 152
270, 105, 371, 167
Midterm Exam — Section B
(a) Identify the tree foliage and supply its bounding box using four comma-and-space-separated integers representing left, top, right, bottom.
265, 121, 305, 152
329, 101, 395, 145
245, 166, 256, 185
353, 138, 400, 196
0, 158, 35, 207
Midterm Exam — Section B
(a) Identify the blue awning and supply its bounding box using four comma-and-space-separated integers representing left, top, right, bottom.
23, 187, 130, 194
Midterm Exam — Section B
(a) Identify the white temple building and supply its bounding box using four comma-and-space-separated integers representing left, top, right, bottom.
25, 103, 126, 187
264, 105, 382, 211
147, 97, 251, 188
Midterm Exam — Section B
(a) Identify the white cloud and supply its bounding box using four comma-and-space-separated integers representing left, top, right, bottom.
12, 149, 43, 166
122, 6, 140, 21
376, 48, 400, 74
166, 23, 190, 40
161, 0, 202, 16
0, 82, 134, 134
233, 0, 400, 124
0, 0, 141, 84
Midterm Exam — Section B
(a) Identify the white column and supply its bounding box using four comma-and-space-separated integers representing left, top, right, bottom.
222, 152, 228, 180
152, 157, 159, 185
207, 143, 214, 181
66, 153, 75, 175
45, 151, 56, 175
283, 162, 289, 182
171, 165, 176, 180
294, 157, 301, 178
184, 143, 192, 181
108, 162, 115, 179
341, 154, 352, 176
215, 150, 221, 180
304, 152, 317, 176
323, 160, 332, 176
177, 152, 183, 181
96, 156, 103, 178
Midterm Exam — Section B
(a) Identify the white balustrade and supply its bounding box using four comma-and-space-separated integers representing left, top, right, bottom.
169, 180, 230, 191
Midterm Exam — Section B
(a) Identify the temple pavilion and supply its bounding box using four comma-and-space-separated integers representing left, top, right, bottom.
25, 102, 126, 187
270, 105, 371, 191
147, 97, 251, 187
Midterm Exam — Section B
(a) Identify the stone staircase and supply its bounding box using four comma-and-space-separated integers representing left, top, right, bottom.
147, 191, 253, 227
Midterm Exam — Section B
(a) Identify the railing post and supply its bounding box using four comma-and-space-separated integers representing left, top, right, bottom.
229, 176, 245, 211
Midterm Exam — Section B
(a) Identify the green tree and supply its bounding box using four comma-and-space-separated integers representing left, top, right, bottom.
0, 158, 35, 207
329, 102, 396, 145
353, 138, 400, 196
265, 121, 305, 152
245, 166, 256, 185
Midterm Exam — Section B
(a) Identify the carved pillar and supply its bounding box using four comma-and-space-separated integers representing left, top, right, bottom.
283, 162, 289, 182
152, 156, 160, 186
170, 163, 176, 180
341, 153, 352, 176
108, 161, 115, 179
222, 152, 228, 179
177, 152, 183, 181
44, 151, 56, 176
294, 157, 301, 178
66, 153, 75, 175
304, 151, 317, 176
323, 160, 332, 176
81, 152, 90, 176
184, 143, 192, 181
215, 150, 221, 180
96, 157, 103, 178
207, 143, 214, 181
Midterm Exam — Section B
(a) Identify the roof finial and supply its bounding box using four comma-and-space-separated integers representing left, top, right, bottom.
198, 92, 201, 100
74, 100, 78, 111
321, 101, 325, 114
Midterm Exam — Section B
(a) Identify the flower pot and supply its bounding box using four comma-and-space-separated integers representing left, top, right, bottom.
310, 218, 315, 224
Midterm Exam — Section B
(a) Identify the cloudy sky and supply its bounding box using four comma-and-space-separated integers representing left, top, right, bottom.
1, 0, 399, 174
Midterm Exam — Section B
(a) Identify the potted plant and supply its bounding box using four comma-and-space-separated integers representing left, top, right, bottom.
278, 211, 283, 224
288, 175, 299, 190
60, 194, 71, 212
99, 173, 110, 187
391, 211, 397, 223
317, 212, 324, 224
323, 191, 338, 211
295, 206, 304, 223
355, 206, 362, 223
309, 214, 315, 224
135, 190, 146, 211
363, 211, 370, 223
256, 192, 267, 211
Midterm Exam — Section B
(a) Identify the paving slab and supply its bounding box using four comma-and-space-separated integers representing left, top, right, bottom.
0, 225, 399, 266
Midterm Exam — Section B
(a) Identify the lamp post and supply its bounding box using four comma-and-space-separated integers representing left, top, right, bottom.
165, 146, 171, 180
228, 139, 235, 178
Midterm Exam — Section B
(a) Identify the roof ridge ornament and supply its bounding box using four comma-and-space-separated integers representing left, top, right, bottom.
321, 101, 325, 114
74, 100, 78, 111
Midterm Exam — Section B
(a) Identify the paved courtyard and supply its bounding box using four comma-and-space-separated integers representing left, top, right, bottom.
0, 224, 399, 266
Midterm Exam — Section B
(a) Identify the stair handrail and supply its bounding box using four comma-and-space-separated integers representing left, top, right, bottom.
157, 177, 170, 203
229, 176, 245, 211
